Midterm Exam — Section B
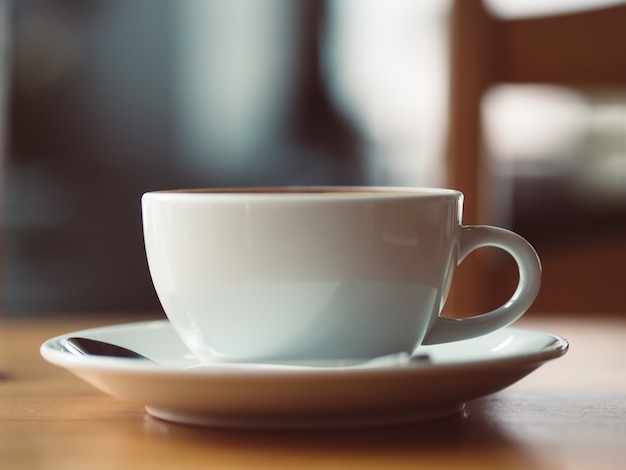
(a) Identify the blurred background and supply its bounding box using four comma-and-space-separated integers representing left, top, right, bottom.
1, 0, 625, 316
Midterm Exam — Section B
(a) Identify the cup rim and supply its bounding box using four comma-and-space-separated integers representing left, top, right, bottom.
142, 186, 462, 200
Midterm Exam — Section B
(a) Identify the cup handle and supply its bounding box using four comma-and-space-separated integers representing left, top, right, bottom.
422, 225, 541, 345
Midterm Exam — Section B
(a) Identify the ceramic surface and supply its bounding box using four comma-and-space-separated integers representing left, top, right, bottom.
41, 320, 568, 429
142, 188, 541, 362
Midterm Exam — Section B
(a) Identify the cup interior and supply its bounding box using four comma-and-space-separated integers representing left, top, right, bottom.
151, 187, 461, 198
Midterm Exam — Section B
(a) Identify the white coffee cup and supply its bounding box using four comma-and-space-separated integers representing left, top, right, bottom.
142, 187, 541, 362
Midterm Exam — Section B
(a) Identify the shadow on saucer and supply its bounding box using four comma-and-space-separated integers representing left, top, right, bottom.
142, 398, 550, 469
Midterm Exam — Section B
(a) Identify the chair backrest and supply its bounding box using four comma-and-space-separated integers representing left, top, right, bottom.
444, 0, 626, 316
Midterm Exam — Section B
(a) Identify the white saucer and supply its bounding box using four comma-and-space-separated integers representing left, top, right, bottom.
41, 320, 568, 429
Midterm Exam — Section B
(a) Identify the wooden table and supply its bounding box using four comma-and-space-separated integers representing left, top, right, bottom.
1, 312, 625, 470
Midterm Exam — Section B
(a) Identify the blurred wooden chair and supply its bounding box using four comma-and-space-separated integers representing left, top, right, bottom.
445, 0, 626, 315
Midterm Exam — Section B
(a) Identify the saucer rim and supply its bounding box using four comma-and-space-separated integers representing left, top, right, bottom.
40, 320, 569, 378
